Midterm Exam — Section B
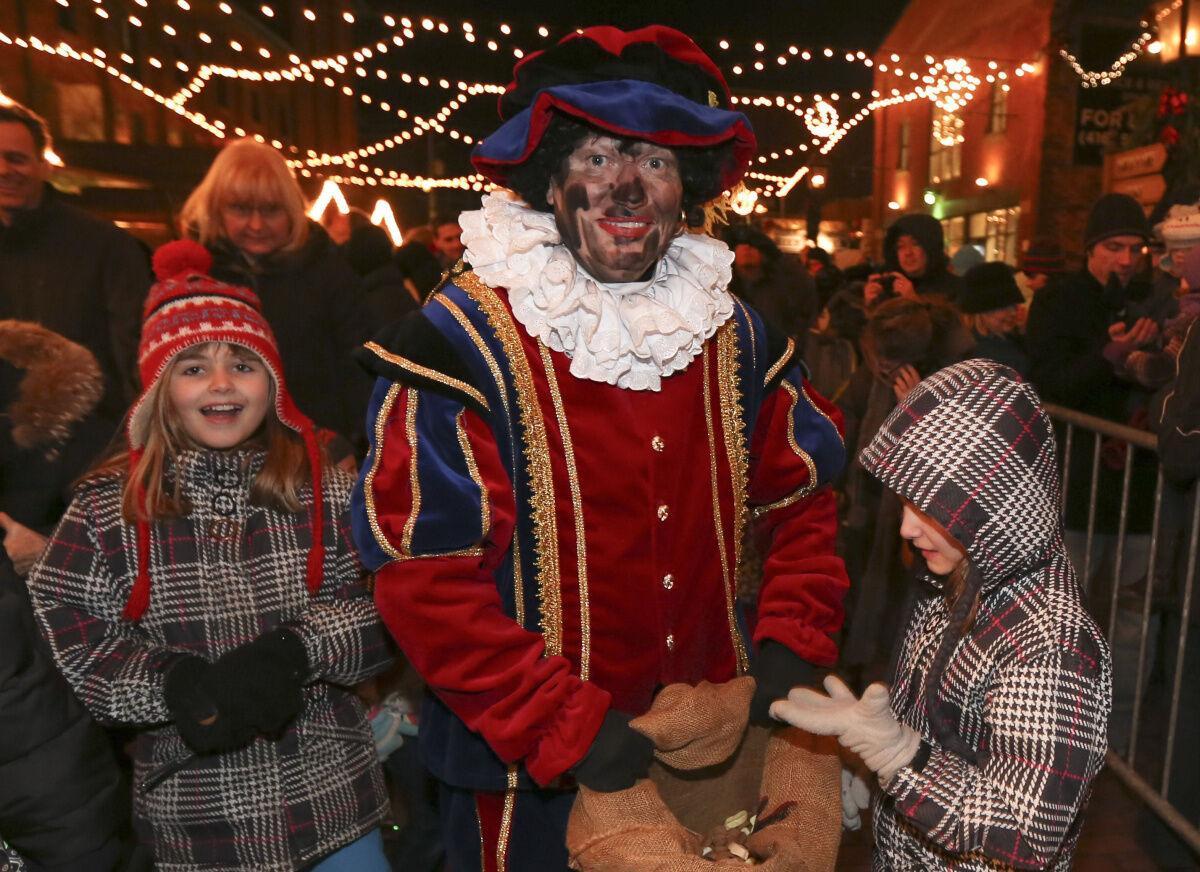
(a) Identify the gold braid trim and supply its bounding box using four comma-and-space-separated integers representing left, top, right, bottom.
364, 383, 404, 560
456, 410, 492, 542
362, 341, 490, 411
801, 382, 844, 448
704, 338, 750, 674
539, 343, 592, 680
433, 294, 525, 624
456, 271, 562, 656
752, 380, 819, 519
401, 388, 421, 554
496, 766, 519, 872
764, 336, 797, 387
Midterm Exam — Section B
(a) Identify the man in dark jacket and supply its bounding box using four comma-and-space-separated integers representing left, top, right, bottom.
864, 213, 963, 308
1025, 195, 1159, 731
0, 102, 150, 426
0, 551, 129, 871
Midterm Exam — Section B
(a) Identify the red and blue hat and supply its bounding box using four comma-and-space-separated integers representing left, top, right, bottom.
471, 25, 757, 201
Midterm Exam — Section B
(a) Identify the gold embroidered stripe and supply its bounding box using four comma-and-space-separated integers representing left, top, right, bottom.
433, 294, 526, 624
457, 271, 562, 656
496, 765, 519, 872
539, 343, 592, 680
733, 298, 757, 364
363, 340, 490, 411
364, 383, 404, 560
401, 388, 421, 555
764, 336, 796, 386
456, 410, 492, 543
704, 342, 750, 674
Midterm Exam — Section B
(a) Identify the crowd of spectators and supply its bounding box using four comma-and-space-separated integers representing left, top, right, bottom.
3, 88, 1200, 867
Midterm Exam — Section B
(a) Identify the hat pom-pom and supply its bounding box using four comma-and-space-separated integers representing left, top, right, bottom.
152, 239, 213, 282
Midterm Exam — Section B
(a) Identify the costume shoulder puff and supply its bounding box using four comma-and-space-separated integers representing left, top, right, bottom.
354, 310, 489, 415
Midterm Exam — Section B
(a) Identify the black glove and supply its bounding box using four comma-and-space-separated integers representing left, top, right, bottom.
207, 627, 308, 736
572, 710, 655, 792
162, 656, 256, 753
749, 640, 818, 727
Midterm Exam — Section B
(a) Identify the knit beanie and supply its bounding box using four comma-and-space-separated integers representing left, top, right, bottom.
1019, 238, 1066, 276
1084, 193, 1150, 249
959, 262, 1024, 314
122, 240, 324, 621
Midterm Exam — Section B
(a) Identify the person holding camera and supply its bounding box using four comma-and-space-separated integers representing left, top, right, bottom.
864, 214, 963, 309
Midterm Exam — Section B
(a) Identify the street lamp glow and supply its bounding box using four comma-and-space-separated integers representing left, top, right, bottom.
887, 200, 901, 210
810, 173, 826, 188
923, 190, 937, 206
975, 176, 989, 187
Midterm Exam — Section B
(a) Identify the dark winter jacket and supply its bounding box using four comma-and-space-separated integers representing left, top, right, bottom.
860, 360, 1111, 871
969, 329, 1029, 377
728, 232, 819, 351
0, 553, 126, 872
1, 321, 111, 536
882, 214, 963, 302
27, 451, 391, 872
0, 185, 151, 424
1025, 268, 1158, 533
206, 224, 374, 445
362, 262, 421, 328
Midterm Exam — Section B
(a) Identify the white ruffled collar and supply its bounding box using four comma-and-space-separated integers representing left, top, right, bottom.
460, 192, 734, 391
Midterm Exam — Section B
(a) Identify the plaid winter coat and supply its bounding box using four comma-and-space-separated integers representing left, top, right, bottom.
27, 449, 391, 872
860, 360, 1112, 871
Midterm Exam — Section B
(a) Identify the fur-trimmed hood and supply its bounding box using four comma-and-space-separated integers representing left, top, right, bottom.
0, 320, 103, 456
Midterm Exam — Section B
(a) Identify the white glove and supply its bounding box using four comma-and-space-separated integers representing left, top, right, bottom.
770, 675, 921, 783
841, 766, 872, 831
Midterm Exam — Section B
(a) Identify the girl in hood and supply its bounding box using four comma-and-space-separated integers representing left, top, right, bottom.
772, 359, 1111, 870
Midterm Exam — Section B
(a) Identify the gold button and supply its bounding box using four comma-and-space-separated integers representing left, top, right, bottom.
651, 435, 665, 452
666, 634, 675, 651
657, 504, 669, 521
662, 573, 674, 590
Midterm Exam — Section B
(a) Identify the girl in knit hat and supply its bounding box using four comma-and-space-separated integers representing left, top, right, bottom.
771, 360, 1112, 870
26, 241, 392, 872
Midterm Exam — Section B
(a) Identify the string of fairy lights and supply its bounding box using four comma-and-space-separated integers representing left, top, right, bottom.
0, 0, 1177, 206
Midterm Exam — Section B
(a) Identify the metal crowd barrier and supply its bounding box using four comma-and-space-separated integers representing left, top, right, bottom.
1045, 402, 1200, 857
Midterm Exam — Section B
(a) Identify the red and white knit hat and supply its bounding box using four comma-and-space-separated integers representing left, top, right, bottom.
122, 239, 324, 621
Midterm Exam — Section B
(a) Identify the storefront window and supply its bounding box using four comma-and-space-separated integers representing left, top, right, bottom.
985, 207, 1021, 263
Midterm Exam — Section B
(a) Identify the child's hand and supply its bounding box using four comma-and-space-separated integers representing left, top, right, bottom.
770, 675, 921, 783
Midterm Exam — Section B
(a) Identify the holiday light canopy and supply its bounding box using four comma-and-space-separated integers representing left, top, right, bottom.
0, 0, 1165, 201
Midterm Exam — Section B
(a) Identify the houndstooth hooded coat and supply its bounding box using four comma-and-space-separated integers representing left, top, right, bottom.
859, 360, 1112, 871
27, 450, 391, 872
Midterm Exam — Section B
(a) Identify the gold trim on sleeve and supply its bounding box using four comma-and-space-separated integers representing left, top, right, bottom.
456, 410, 492, 543
733, 298, 757, 364
457, 271, 562, 655
364, 383, 404, 560
433, 294, 526, 624
401, 388, 421, 555
752, 381, 819, 519
540, 343, 592, 680
362, 341, 490, 411
801, 382, 844, 447
763, 336, 797, 387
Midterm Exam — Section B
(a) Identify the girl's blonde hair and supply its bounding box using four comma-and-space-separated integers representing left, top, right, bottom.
179, 138, 309, 254
87, 344, 319, 521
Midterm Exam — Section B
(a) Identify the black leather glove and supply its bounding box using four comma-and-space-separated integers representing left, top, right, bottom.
749, 640, 818, 727
572, 710, 655, 793
162, 656, 256, 753
207, 627, 308, 736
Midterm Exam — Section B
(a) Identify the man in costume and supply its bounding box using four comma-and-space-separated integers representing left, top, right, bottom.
351, 25, 848, 871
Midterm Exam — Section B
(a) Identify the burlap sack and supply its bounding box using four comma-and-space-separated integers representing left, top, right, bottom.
632, 677, 756, 770
567, 680, 841, 871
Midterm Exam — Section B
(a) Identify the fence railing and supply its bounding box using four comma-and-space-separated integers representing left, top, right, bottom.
1045, 402, 1200, 858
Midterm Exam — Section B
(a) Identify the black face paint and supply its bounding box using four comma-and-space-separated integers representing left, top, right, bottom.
555, 182, 590, 253
611, 176, 647, 210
